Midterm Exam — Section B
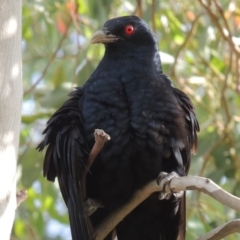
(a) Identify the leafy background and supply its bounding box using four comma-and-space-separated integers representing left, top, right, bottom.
14, 0, 240, 239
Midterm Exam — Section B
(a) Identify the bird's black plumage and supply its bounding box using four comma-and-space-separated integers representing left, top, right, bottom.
38, 16, 199, 240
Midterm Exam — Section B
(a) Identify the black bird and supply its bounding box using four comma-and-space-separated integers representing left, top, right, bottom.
38, 16, 199, 240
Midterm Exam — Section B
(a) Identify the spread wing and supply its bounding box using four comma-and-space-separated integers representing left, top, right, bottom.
173, 87, 199, 240
37, 87, 91, 240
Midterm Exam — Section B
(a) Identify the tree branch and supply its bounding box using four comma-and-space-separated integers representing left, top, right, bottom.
93, 176, 240, 240
198, 0, 240, 57
196, 219, 240, 240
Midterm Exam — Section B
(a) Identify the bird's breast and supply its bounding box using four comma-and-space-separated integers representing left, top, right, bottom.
83, 71, 187, 209
83, 72, 175, 165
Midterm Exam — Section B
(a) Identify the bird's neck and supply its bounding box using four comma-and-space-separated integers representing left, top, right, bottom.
103, 44, 163, 74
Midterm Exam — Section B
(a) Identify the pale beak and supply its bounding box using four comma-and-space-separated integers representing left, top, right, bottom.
90, 29, 119, 44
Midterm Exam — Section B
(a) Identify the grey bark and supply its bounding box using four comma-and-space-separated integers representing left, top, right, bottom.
0, 0, 22, 239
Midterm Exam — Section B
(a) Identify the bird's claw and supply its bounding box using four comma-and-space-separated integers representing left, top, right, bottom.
84, 198, 104, 216
94, 129, 111, 144
157, 172, 183, 200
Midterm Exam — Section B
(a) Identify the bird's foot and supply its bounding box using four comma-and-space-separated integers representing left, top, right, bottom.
82, 129, 111, 200
86, 129, 110, 172
84, 198, 104, 216
94, 129, 111, 147
157, 172, 183, 200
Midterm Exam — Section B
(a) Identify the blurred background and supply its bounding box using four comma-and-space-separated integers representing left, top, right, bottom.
15, 0, 240, 239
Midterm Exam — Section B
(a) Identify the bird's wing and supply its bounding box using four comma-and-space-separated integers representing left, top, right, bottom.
173, 87, 200, 240
173, 87, 199, 173
37, 87, 91, 240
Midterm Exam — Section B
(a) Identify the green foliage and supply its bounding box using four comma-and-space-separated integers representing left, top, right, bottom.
17, 0, 240, 239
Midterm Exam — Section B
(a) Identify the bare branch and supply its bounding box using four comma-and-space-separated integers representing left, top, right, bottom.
198, 0, 240, 56
196, 219, 240, 240
212, 0, 232, 39
93, 176, 240, 240
135, 0, 143, 18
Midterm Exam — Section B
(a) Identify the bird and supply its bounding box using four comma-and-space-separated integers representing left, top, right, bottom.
37, 16, 199, 240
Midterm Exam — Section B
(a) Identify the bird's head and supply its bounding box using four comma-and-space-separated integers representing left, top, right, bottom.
90, 16, 158, 54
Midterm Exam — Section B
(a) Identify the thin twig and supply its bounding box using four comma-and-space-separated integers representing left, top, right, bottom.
135, 0, 143, 18
198, 0, 240, 56
236, 55, 240, 93
198, 137, 223, 177
151, 0, 156, 33
24, 19, 72, 96
220, 54, 233, 131
198, 55, 225, 82
221, 50, 233, 98
169, 14, 202, 77
196, 219, 240, 240
212, 0, 232, 38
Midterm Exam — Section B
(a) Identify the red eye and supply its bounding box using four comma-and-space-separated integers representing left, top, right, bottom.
124, 25, 135, 35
